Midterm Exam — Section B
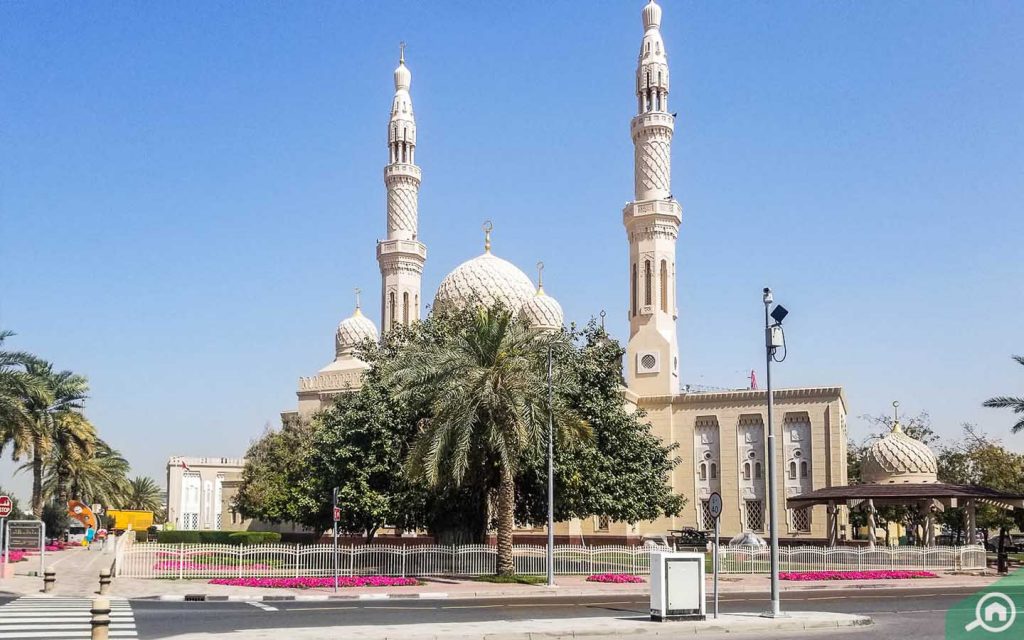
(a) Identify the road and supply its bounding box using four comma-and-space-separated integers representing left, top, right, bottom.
0, 585, 1009, 639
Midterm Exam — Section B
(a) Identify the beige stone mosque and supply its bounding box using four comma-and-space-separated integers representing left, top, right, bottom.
287, 1, 850, 543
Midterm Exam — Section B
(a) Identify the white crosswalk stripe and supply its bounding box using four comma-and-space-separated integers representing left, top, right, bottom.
0, 596, 137, 639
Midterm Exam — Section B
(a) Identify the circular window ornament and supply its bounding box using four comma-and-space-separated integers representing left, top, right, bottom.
748, 451, 756, 459
794, 450, 802, 458
640, 354, 656, 369
703, 451, 712, 460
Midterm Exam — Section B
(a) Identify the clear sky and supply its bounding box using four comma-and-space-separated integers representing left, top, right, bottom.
2, 1, 1022, 501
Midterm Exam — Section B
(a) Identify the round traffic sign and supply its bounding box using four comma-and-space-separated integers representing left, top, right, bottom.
708, 492, 723, 520
0, 495, 12, 518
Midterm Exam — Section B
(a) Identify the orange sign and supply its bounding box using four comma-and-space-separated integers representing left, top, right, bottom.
67, 500, 98, 529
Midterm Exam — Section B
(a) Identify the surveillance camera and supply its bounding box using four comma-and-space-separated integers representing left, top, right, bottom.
763, 288, 773, 305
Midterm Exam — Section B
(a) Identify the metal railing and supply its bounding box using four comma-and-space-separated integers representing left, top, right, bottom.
114, 537, 985, 579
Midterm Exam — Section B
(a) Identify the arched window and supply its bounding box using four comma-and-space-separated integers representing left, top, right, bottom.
631, 264, 638, 316
644, 260, 652, 306
389, 292, 396, 329
414, 294, 419, 319
403, 292, 409, 325
800, 461, 809, 478
660, 260, 668, 313
743, 462, 751, 481
699, 463, 707, 481
710, 463, 718, 479
789, 461, 797, 480
755, 462, 763, 479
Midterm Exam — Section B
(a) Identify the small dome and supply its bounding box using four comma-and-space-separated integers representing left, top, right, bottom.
434, 252, 536, 312
335, 307, 379, 358
394, 60, 411, 91
520, 285, 563, 332
861, 419, 938, 484
642, 0, 662, 30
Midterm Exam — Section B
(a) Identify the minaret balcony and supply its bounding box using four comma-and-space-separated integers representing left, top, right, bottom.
622, 198, 682, 226
384, 163, 421, 181
376, 238, 427, 262
630, 112, 675, 136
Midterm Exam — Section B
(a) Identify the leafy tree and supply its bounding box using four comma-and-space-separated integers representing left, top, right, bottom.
983, 355, 1024, 434
0, 486, 25, 520
384, 306, 586, 575
121, 476, 163, 512
234, 419, 314, 526
41, 501, 70, 538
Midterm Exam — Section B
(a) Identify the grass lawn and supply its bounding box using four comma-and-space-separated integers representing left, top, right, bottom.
472, 574, 549, 585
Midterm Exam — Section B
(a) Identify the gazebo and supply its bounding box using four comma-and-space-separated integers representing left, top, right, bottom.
789, 404, 1024, 547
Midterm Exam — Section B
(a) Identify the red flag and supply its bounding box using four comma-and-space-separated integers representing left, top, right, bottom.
750, 369, 758, 390
180, 460, 191, 472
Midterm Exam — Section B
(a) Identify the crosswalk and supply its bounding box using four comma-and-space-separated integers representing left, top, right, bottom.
0, 596, 137, 639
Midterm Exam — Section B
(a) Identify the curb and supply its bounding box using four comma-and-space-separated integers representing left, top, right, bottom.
155, 592, 450, 602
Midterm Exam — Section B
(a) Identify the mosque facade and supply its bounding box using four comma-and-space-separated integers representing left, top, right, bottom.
289, 1, 848, 542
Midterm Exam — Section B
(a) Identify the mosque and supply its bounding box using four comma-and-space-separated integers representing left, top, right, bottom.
288, 1, 849, 542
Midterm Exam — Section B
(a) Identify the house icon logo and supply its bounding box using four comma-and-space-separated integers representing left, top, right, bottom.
965, 592, 1017, 633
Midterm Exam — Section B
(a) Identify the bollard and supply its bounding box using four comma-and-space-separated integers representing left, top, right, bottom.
91, 596, 111, 640
42, 567, 56, 593
98, 569, 112, 595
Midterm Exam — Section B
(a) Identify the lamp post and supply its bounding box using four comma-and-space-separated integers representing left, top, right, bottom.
546, 344, 555, 587
762, 287, 788, 618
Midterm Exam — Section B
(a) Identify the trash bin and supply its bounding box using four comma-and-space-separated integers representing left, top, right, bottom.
649, 551, 706, 621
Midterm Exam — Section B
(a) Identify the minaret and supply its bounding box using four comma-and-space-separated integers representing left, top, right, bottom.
623, 0, 682, 396
377, 43, 427, 332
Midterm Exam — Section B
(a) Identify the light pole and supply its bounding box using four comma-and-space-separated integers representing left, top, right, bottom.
546, 344, 555, 587
761, 287, 788, 618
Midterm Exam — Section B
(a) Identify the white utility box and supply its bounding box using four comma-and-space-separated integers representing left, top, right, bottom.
649, 551, 706, 621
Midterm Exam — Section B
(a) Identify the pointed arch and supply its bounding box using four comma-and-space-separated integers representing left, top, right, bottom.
644, 260, 652, 306
660, 259, 668, 313
631, 263, 638, 317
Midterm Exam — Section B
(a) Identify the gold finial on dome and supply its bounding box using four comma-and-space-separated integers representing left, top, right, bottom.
892, 400, 902, 433
354, 287, 363, 316
482, 220, 493, 254
535, 261, 545, 294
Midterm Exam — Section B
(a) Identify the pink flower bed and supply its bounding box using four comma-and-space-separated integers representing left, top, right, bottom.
208, 576, 419, 589
586, 573, 646, 584
780, 570, 938, 581
153, 561, 271, 572
0, 551, 27, 563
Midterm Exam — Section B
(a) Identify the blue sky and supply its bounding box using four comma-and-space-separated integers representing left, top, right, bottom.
2, 1, 1022, 500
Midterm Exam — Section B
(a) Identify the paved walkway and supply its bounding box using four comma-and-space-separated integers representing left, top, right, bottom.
0, 543, 115, 598
0, 595, 136, 639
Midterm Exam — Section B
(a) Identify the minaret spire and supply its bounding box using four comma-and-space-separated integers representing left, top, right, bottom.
377, 44, 427, 332
622, 0, 682, 396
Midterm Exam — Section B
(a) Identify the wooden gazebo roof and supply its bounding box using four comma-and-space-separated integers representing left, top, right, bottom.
788, 483, 1024, 511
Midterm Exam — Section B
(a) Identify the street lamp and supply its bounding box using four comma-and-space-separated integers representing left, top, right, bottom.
546, 343, 555, 587
762, 287, 787, 618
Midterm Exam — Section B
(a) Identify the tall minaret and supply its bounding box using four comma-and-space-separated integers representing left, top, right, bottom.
377, 43, 427, 332
623, 0, 682, 396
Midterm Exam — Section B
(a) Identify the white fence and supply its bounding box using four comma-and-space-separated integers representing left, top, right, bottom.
114, 538, 986, 579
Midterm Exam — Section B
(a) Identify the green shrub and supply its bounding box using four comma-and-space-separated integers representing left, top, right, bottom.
155, 530, 281, 545
134, 530, 149, 543
228, 531, 281, 545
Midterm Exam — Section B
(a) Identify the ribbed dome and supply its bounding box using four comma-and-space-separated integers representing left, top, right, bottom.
434, 252, 536, 312
642, 0, 662, 30
861, 421, 938, 484
520, 287, 563, 332
335, 307, 379, 358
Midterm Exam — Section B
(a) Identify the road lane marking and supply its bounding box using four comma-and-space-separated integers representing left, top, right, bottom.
246, 601, 278, 612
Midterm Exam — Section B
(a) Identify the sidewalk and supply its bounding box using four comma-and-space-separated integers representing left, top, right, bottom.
0, 543, 115, 598
154, 611, 873, 639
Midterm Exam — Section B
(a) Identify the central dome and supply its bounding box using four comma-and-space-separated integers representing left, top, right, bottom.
434, 252, 536, 312
861, 419, 938, 484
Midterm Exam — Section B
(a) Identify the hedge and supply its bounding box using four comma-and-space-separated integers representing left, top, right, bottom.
156, 530, 282, 545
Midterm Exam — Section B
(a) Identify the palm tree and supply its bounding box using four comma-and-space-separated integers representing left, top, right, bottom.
984, 355, 1024, 434
121, 476, 163, 513
0, 331, 48, 463
45, 439, 130, 508
22, 362, 89, 516
385, 307, 585, 575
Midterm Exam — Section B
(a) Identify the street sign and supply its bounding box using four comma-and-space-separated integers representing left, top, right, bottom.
332, 506, 341, 522
0, 496, 12, 518
708, 492, 723, 520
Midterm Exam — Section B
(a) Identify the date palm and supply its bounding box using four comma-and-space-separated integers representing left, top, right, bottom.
984, 355, 1024, 434
0, 331, 48, 461
23, 361, 89, 516
44, 438, 130, 507
121, 476, 163, 512
386, 307, 585, 575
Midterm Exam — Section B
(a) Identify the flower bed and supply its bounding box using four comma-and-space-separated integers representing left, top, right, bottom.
779, 570, 938, 581
208, 576, 419, 589
0, 551, 27, 564
586, 573, 645, 584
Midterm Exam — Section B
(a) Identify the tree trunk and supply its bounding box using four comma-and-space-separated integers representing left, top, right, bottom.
31, 440, 44, 518
496, 466, 516, 576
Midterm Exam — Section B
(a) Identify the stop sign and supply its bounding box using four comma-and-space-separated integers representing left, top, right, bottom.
332, 506, 341, 522
0, 495, 12, 518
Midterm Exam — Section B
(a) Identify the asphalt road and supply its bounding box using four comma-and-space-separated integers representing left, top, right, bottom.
0, 585, 1011, 639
